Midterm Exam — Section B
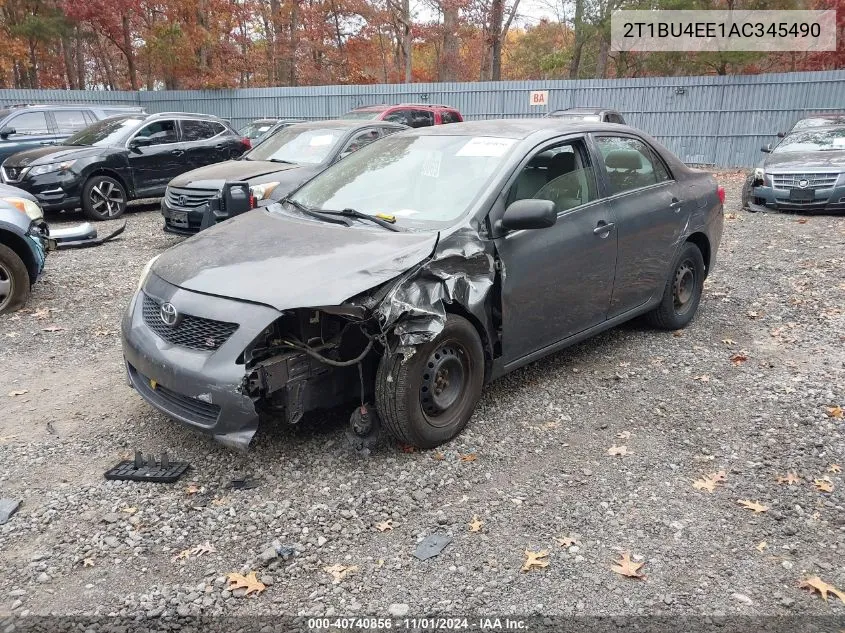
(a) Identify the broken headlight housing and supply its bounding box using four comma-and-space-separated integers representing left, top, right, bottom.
249, 182, 280, 203
753, 167, 765, 184
1, 196, 43, 221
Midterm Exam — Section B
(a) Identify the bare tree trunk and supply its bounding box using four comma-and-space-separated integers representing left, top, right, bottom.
289, 0, 299, 85
595, 38, 609, 78
61, 36, 76, 89
95, 33, 116, 89
28, 40, 39, 88
121, 14, 138, 89
75, 26, 85, 89
402, 0, 412, 82
440, 2, 459, 81
568, 0, 584, 79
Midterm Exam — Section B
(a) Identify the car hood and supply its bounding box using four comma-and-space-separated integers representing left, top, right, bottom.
152, 207, 438, 311
764, 150, 845, 171
167, 160, 306, 189
3, 145, 111, 167
0, 182, 37, 202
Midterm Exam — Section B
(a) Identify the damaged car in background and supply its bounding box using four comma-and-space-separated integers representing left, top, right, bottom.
121, 120, 723, 451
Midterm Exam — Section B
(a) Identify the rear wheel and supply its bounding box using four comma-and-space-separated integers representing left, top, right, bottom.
376, 314, 484, 449
0, 243, 31, 315
646, 242, 705, 331
82, 175, 127, 221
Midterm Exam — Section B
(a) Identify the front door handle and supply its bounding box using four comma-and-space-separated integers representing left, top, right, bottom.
670, 198, 684, 211
170, 149, 184, 156
593, 221, 615, 236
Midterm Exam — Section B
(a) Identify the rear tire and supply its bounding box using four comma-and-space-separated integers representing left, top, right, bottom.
82, 175, 127, 221
0, 243, 31, 315
376, 314, 484, 449
646, 242, 705, 331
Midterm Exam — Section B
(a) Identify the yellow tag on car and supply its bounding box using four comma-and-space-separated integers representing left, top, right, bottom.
375, 213, 396, 223
150, 379, 157, 390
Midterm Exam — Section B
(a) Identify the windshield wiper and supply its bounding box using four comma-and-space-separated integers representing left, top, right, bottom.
280, 197, 351, 227
319, 208, 402, 232
268, 158, 296, 164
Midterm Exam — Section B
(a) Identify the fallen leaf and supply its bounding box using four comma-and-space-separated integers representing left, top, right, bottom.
459, 453, 477, 462
375, 520, 394, 532
813, 479, 834, 493
730, 353, 748, 365
399, 444, 416, 453
191, 542, 217, 556
325, 564, 358, 583
737, 499, 769, 513
42, 325, 64, 332
185, 483, 201, 495
756, 541, 767, 552
432, 452, 445, 461
607, 445, 629, 456
7, 390, 27, 396
693, 477, 717, 493
468, 516, 483, 533
521, 550, 549, 572
610, 551, 645, 579
555, 535, 580, 548
799, 576, 845, 603
120, 506, 137, 514
692, 374, 710, 382
795, 218, 808, 224
211, 496, 228, 506
616, 431, 631, 440
32, 307, 51, 319
672, 330, 683, 337
722, 338, 735, 346
172, 549, 191, 562
725, 212, 738, 219
81, 558, 95, 568
776, 473, 801, 486
226, 571, 266, 596
746, 311, 760, 319
709, 471, 727, 482
825, 406, 843, 419
827, 464, 842, 474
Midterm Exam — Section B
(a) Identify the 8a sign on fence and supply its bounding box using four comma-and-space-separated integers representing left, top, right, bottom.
529, 90, 548, 106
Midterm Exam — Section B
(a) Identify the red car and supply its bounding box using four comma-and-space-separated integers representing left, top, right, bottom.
342, 103, 463, 127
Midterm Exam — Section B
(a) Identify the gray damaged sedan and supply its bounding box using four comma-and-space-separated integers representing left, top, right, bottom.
121, 120, 724, 450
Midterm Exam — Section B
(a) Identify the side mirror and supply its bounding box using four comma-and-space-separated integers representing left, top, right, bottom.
761, 145, 771, 153
777, 132, 785, 138
0, 126, 15, 138
129, 137, 152, 149
500, 199, 557, 231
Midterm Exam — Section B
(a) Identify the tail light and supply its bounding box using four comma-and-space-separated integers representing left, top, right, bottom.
717, 186, 726, 205
241, 137, 252, 150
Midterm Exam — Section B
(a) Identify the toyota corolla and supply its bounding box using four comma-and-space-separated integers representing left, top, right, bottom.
121, 120, 723, 451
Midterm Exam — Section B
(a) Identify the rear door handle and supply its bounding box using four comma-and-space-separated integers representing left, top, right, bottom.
171, 149, 184, 156
214, 144, 224, 149
670, 198, 684, 211
593, 221, 615, 236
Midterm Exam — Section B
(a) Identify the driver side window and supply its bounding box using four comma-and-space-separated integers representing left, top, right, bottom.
339, 129, 381, 158
509, 140, 598, 213
134, 120, 178, 145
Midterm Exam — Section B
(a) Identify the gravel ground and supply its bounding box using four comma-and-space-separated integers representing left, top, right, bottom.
0, 175, 843, 623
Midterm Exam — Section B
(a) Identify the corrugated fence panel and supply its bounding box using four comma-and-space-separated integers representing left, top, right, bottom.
1, 69, 844, 166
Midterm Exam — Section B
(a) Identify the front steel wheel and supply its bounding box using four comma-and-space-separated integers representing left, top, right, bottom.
646, 242, 705, 331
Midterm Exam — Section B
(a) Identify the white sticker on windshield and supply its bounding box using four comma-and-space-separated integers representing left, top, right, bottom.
309, 134, 334, 146
393, 209, 419, 216
833, 137, 845, 147
421, 150, 443, 178
456, 137, 516, 157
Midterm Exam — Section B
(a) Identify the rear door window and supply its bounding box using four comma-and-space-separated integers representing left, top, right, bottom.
440, 110, 461, 124
410, 110, 435, 127
180, 120, 225, 141
383, 109, 412, 126
594, 135, 671, 195
53, 110, 89, 133
134, 120, 179, 145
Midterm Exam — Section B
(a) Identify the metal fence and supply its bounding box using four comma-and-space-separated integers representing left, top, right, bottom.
3, 70, 844, 167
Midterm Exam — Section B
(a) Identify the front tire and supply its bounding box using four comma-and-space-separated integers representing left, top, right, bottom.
646, 242, 705, 331
376, 314, 484, 449
82, 175, 127, 221
0, 243, 31, 315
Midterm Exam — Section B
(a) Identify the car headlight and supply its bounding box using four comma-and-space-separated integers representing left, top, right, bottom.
137, 254, 160, 292
250, 182, 280, 201
29, 160, 76, 177
1, 196, 43, 221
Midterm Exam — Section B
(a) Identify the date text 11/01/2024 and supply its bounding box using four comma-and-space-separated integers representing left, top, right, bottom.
307, 618, 528, 630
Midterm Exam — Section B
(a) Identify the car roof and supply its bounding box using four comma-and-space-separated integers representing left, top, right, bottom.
352, 103, 455, 111
0, 103, 141, 110
146, 111, 225, 121
400, 118, 631, 140
552, 107, 617, 114
285, 119, 407, 130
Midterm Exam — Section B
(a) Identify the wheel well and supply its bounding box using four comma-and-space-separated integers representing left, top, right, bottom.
0, 230, 37, 284
686, 232, 711, 277
86, 169, 132, 199
443, 303, 493, 383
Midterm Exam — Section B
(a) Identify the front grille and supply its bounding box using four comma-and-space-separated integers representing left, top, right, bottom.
142, 294, 238, 351
129, 364, 220, 425
165, 187, 219, 209
2, 165, 27, 183
771, 172, 839, 189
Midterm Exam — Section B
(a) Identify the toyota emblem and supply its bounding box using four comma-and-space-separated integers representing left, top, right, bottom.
177, 194, 187, 206
159, 302, 179, 327
797, 178, 810, 189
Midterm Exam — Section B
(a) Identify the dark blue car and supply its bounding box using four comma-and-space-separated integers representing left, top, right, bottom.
0, 183, 48, 313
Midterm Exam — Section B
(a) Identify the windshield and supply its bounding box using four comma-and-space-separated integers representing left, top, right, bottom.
341, 111, 381, 120
774, 127, 845, 153
288, 134, 516, 229
793, 116, 845, 130
64, 116, 143, 147
240, 121, 277, 140
245, 126, 345, 164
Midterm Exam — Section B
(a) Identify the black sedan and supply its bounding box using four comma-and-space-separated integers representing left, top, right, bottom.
122, 120, 723, 451
1, 113, 250, 221
161, 120, 405, 234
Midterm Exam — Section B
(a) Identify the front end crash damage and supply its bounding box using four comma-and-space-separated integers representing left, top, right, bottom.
238, 227, 499, 440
